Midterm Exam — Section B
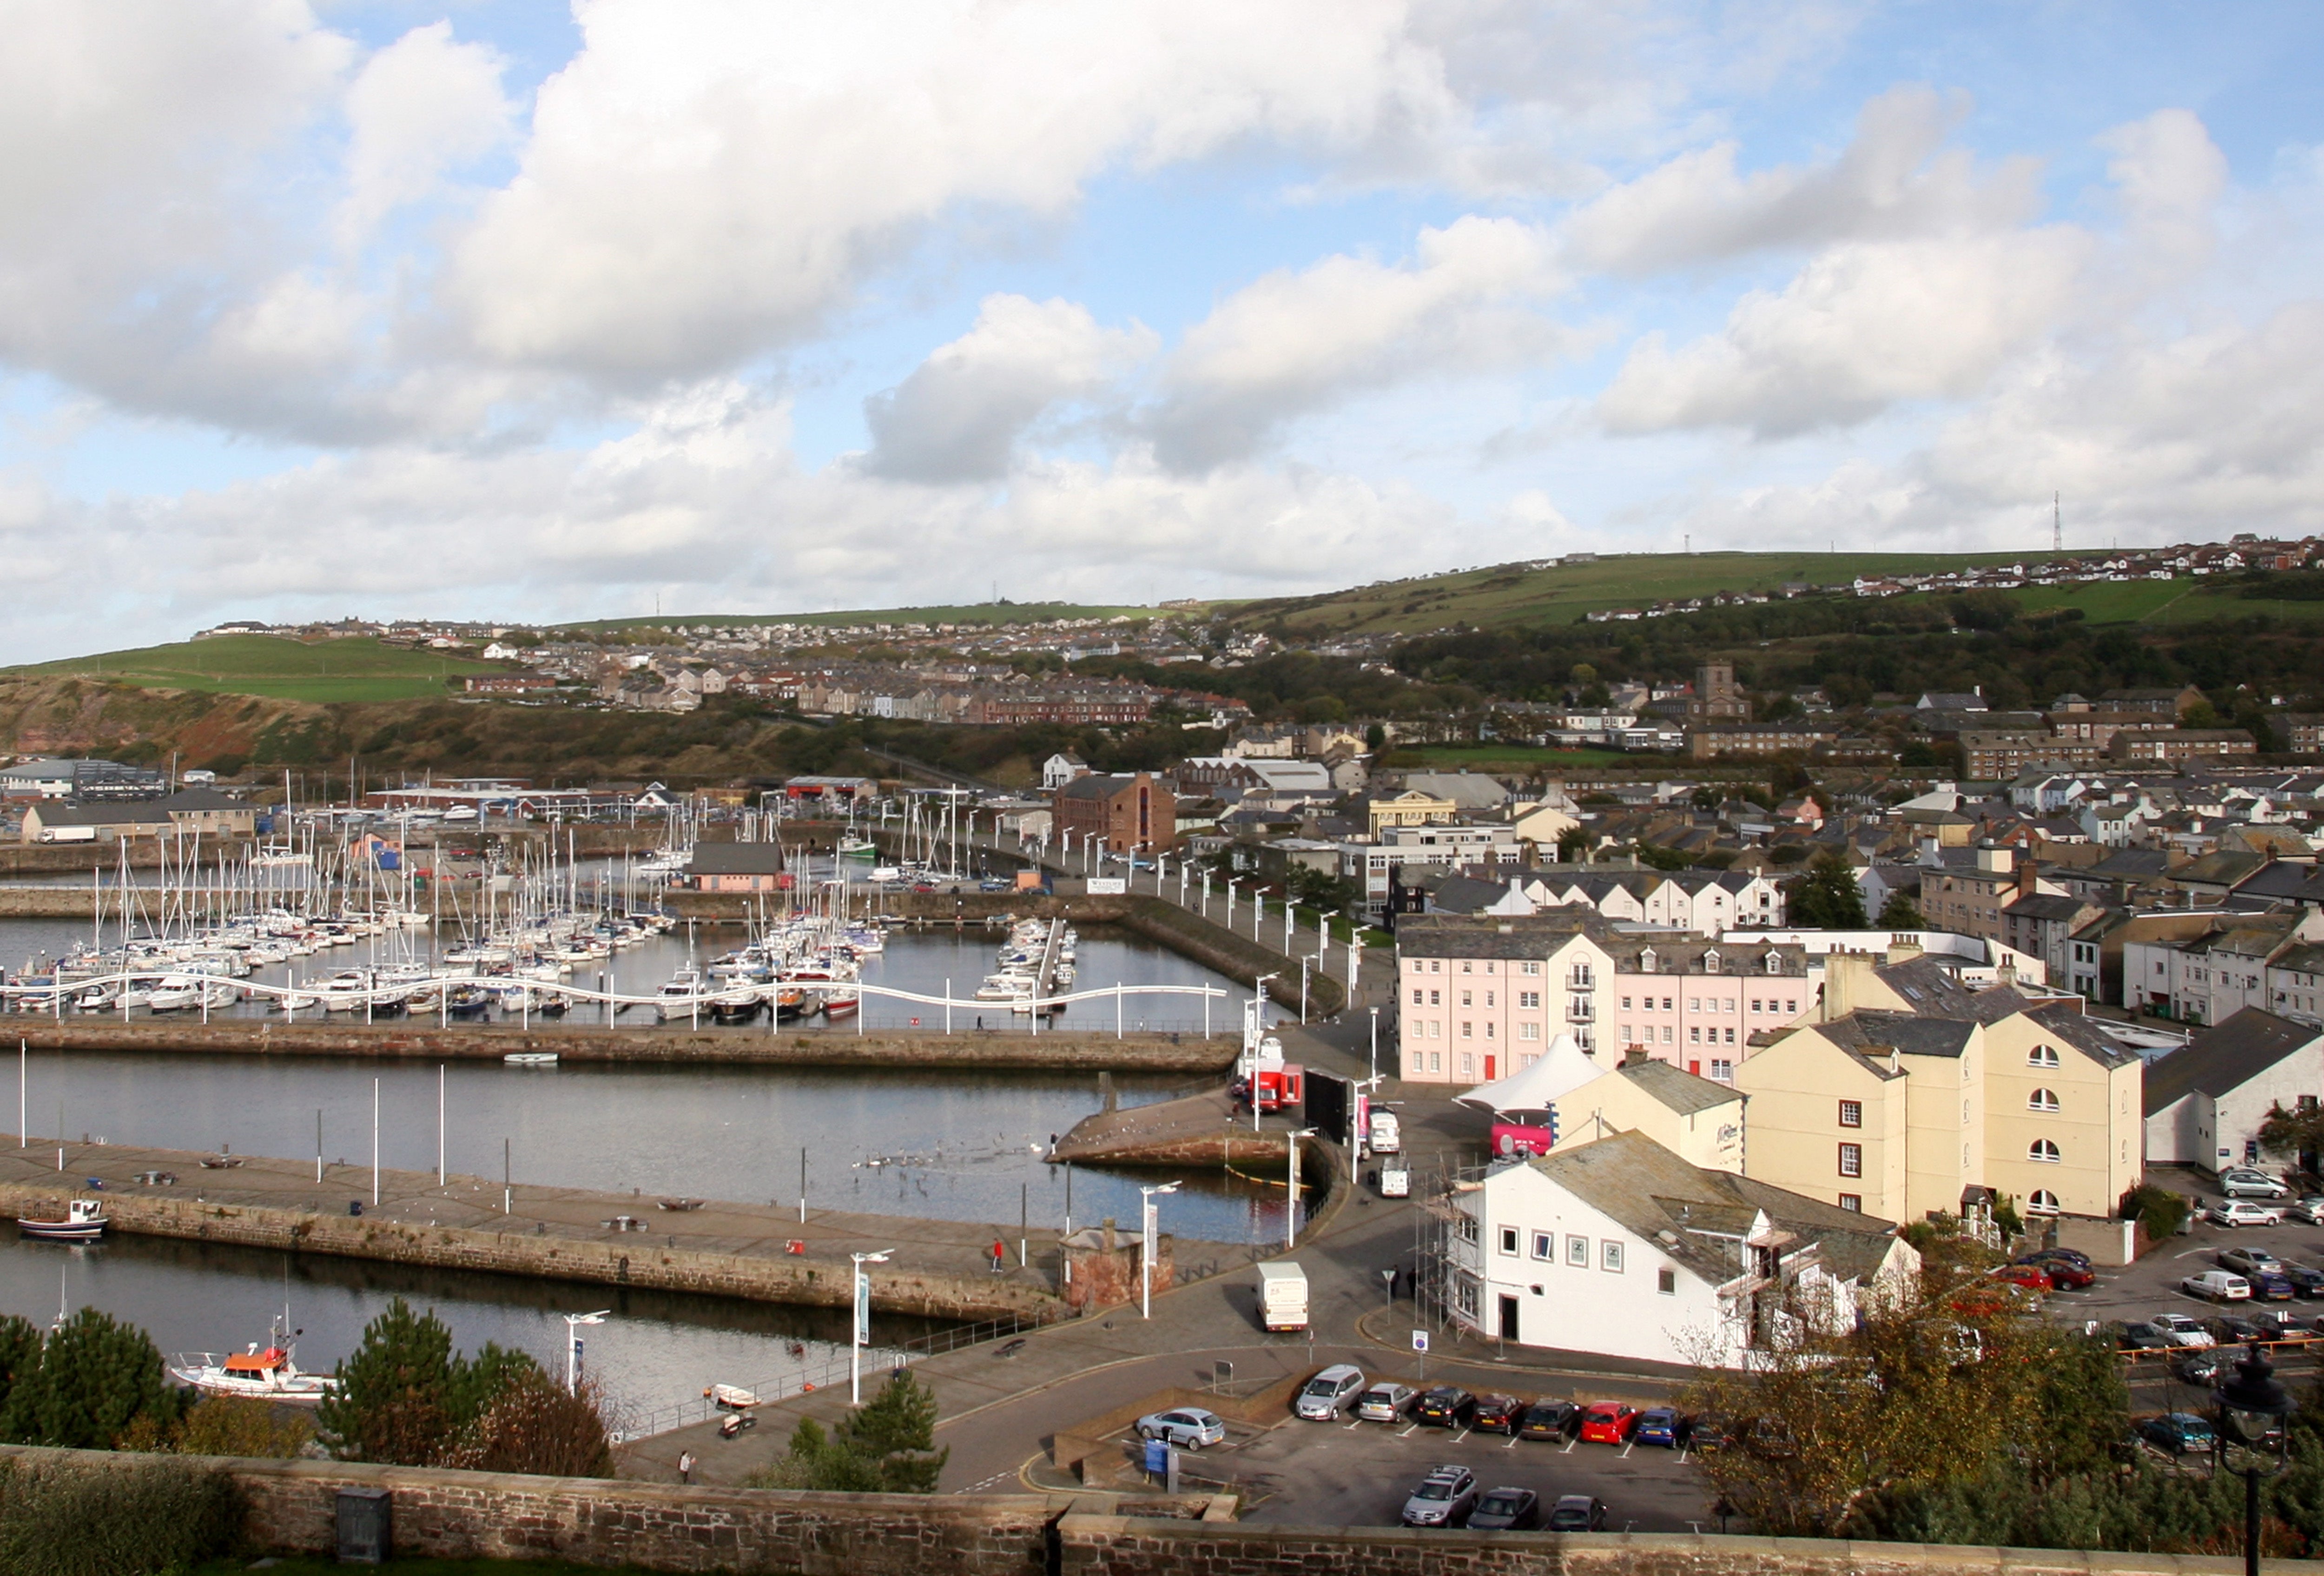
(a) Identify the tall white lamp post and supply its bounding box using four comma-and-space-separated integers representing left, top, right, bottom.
1140, 1183, 1180, 1318
1286, 1128, 1317, 1249
563, 1310, 608, 1395
851, 1249, 893, 1404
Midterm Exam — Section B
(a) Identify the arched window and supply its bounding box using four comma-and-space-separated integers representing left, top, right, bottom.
2027, 1045, 2060, 1069
2028, 1189, 2061, 1214
2028, 1139, 2061, 1164
2027, 1088, 2060, 1113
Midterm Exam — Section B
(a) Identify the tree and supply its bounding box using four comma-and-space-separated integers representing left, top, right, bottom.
1789, 854, 1868, 929
0, 1309, 183, 1450
837, 1370, 948, 1492
750, 1416, 884, 1493
2258, 1101, 2324, 1165
1875, 890, 1925, 929
442, 1369, 614, 1479
1555, 826, 1590, 863
317, 1297, 456, 1465
0, 1316, 40, 1424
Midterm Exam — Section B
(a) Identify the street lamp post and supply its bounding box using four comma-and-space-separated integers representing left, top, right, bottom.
562, 1310, 608, 1395
1299, 954, 1313, 1024
1139, 1183, 1180, 1318
1369, 1005, 1379, 1082
851, 1249, 895, 1404
1225, 878, 1238, 925
2214, 1341, 2296, 1576
1285, 1128, 1316, 1249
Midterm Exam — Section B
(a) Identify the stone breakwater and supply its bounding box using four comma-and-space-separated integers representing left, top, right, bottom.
1, 1018, 1239, 1073
0, 1180, 1065, 1324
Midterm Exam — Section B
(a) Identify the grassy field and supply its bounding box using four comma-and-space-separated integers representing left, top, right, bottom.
8, 635, 501, 702
1224, 550, 2038, 635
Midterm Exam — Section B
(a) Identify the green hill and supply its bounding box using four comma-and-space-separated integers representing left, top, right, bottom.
8, 635, 502, 703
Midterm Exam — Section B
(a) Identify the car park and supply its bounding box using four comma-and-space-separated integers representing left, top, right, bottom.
2219, 1246, 2284, 1277
1294, 1364, 1367, 1421
2138, 1413, 2218, 1456
1580, 1401, 1639, 1444
1635, 1408, 1688, 1448
1472, 1395, 1524, 1436
1547, 1494, 1610, 1531
1466, 1487, 1540, 1531
2183, 1271, 2253, 1302
1414, 1387, 1477, 1429
1353, 1383, 1418, 1424
2151, 1313, 2217, 1346
2223, 1169, 2291, 1200
1135, 1408, 1226, 1449
2212, 1201, 2285, 1227
1400, 1465, 1478, 1527
1519, 1398, 1582, 1441
2115, 1321, 2173, 1352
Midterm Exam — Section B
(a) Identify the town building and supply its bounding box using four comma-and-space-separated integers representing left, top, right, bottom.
1551, 1056, 1748, 1172
2143, 1009, 2324, 1173
1394, 913, 1621, 1081
1050, 772, 1176, 855
18, 802, 176, 843
684, 843, 788, 893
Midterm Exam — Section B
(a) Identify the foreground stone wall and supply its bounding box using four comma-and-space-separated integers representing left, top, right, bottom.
0, 1183, 1064, 1324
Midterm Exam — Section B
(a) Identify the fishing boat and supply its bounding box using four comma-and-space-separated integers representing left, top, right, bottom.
837, 834, 877, 861
17, 1199, 107, 1242
503, 1051, 559, 1067
169, 1324, 337, 1405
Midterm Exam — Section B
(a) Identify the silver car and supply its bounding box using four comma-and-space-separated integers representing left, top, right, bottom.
2149, 1312, 2216, 1347
1135, 1407, 1226, 1450
1400, 1465, 1477, 1527
1294, 1364, 1367, 1421
2224, 1169, 2291, 1200
1354, 1381, 1418, 1423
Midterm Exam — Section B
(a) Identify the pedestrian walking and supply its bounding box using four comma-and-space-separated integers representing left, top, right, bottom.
677, 1450, 695, 1484
991, 1238, 1007, 1273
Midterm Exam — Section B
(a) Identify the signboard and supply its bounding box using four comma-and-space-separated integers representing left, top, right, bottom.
855, 1272, 872, 1346
1143, 1437, 1169, 1476
1411, 1330, 1429, 1353
1086, 877, 1127, 895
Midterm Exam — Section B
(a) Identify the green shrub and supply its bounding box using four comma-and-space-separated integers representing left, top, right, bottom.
0, 1456, 239, 1576
2120, 1183, 2188, 1243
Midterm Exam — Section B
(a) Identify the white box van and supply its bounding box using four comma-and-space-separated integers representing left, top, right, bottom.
1368, 1109, 1401, 1155
1257, 1262, 1308, 1331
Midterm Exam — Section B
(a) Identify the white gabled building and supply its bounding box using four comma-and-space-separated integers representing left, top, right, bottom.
1445, 1130, 1918, 1368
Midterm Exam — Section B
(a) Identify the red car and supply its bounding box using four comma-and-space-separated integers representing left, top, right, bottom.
1988, 1264, 2053, 1293
1579, 1401, 1638, 1444
2018, 1257, 2095, 1290
1472, 1395, 1524, 1435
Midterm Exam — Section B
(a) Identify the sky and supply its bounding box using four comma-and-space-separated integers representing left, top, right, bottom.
0, 0, 2319, 659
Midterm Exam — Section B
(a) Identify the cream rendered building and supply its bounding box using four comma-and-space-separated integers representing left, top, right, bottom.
1552, 1056, 1748, 1173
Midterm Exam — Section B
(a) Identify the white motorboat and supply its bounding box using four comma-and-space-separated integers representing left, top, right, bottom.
18, 1199, 107, 1242
974, 972, 1033, 1003
653, 967, 705, 1021
170, 1326, 337, 1405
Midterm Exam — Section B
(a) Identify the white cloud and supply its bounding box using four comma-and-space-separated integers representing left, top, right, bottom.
1596, 227, 2089, 437
861, 296, 1155, 484
1147, 215, 1568, 470
1565, 84, 2042, 272
335, 22, 514, 251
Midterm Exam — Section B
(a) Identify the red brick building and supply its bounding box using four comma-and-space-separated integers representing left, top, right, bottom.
1051, 772, 1176, 854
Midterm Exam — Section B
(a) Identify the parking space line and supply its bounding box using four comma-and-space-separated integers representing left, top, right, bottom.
1345, 1420, 1362, 1430
1452, 1428, 1471, 1443
1397, 1424, 1419, 1438
1620, 1442, 1636, 1459
1504, 1435, 1519, 1449
1560, 1438, 1577, 1454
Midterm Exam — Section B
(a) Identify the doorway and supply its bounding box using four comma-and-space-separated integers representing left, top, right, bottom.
1498, 1294, 1519, 1342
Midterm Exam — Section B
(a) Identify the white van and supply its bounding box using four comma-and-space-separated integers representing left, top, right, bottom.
1368, 1109, 1401, 1155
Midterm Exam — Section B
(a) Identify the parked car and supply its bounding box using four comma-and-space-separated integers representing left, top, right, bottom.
1634, 1407, 1689, 1448
1135, 1408, 1225, 1450
2173, 1347, 2236, 1386
1688, 1415, 1738, 1456
1466, 1487, 1540, 1531
2208, 1313, 2268, 1345
2281, 1265, 2324, 1299
2223, 1169, 2291, 1200
1519, 1398, 1582, 1441
2220, 1246, 2285, 1277
2017, 1254, 2096, 1289
1472, 1395, 1524, 1436
2138, 1412, 2218, 1456
2151, 1313, 2217, 1347
2293, 1196, 2324, 1226
1414, 1386, 1477, 1428
1990, 1264, 2055, 1294
1546, 1494, 1609, 1531
1579, 1401, 1639, 1444
2249, 1270, 2299, 1302
2025, 1245, 2096, 1269
2184, 1271, 2253, 1302
2248, 1308, 2309, 1341
1353, 1382, 1418, 1424
2212, 1200, 2286, 1227
1294, 1364, 1367, 1421
2115, 1321, 2174, 1352
1400, 1465, 1478, 1527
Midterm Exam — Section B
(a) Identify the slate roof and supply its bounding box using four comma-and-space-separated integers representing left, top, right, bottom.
1822, 1010, 1977, 1060
1611, 1056, 1745, 1117
1523, 1129, 1901, 1288
2143, 1008, 2323, 1115
28, 802, 173, 828
685, 843, 788, 875
1394, 912, 1609, 958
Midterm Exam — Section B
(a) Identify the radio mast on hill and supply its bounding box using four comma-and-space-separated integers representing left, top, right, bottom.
2053, 492, 2061, 553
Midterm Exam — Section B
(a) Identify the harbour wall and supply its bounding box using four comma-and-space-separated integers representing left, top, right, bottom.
0, 1018, 1238, 1073
0, 1181, 1064, 1324
0, 1448, 2278, 1576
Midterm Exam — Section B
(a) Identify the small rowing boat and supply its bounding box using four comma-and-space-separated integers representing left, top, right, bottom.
503, 1052, 559, 1066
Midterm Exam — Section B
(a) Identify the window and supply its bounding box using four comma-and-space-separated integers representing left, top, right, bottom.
1427, 1021, 1441, 1039
1521, 962, 1541, 976
1519, 991, 1540, 1008
1657, 1267, 1676, 1295
1519, 1023, 1540, 1041
1428, 990, 1440, 1006
2028, 1139, 2061, 1164
1703, 951, 1720, 973
1618, 1024, 1631, 1044
1766, 954, 1783, 974
2028, 1044, 2060, 1069
1838, 1143, 1862, 1178
1621, 996, 1632, 1011
1662, 997, 1673, 1011
1532, 1232, 1553, 1259
1567, 1235, 1589, 1266
1461, 961, 1472, 974
1710, 1059, 1733, 1081
1690, 1026, 1701, 1044
1687, 997, 1699, 1013
1428, 1051, 1439, 1071
1460, 1053, 1474, 1076
1460, 990, 1472, 1007
2027, 1088, 2060, 1113
2028, 1189, 2061, 1214
1498, 1226, 1518, 1255
1411, 988, 1422, 1006
1723, 1027, 1736, 1043
1485, 1023, 1495, 1039
1485, 992, 1494, 1008
1411, 1052, 1425, 1073
1838, 1194, 1862, 1212
1601, 1241, 1624, 1273
1785, 998, 1798, 1013
1430, 960, 1440, 973
1460, 1022, 1473, 1039
1750, 998, 1762, 1013
1838, 1100, 1862, 1128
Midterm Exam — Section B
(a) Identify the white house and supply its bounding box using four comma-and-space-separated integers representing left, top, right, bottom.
1041, 754, 1089, 790
1446, 1130, 1917, 1366
2143, 1008, 2324, 1172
